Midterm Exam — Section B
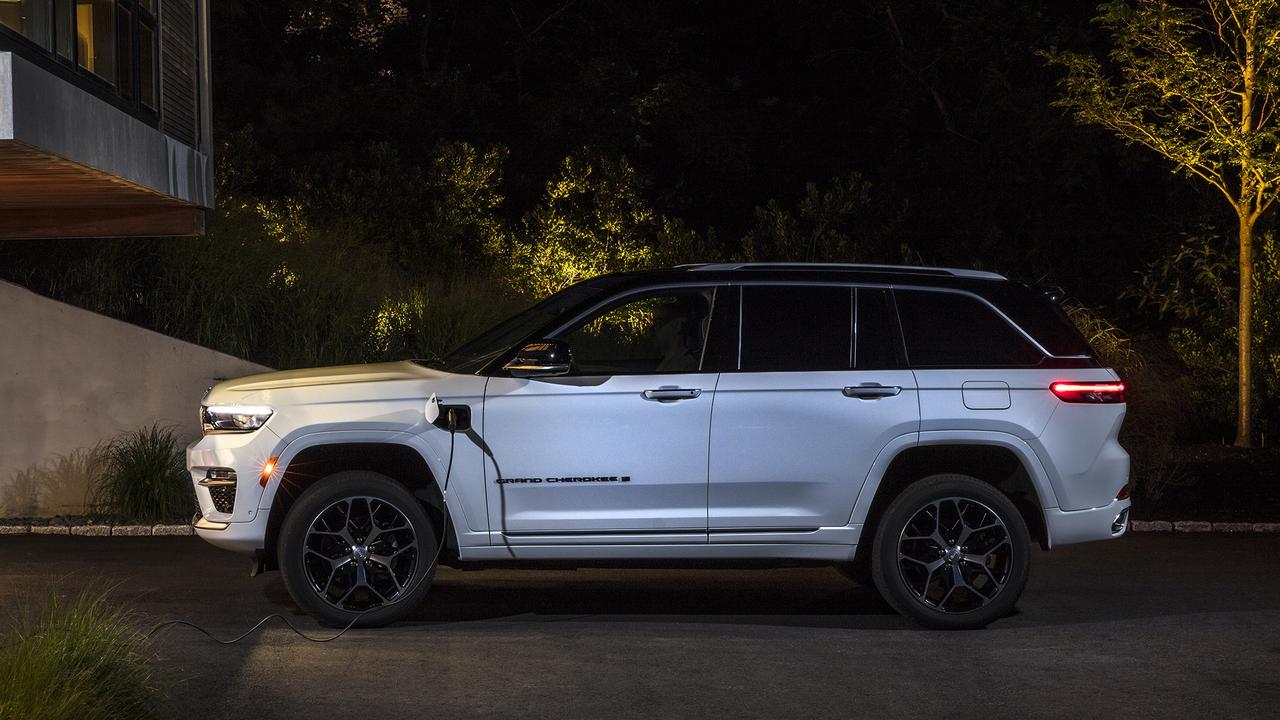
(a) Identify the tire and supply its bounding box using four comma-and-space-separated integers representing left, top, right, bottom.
870, 474, 1030, 630
279, 471, 439, 628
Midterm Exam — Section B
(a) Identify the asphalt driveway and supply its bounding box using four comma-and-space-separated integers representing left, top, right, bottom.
1, 534, 1277, 719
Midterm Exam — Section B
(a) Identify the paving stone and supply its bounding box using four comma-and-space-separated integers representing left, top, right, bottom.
0, 524, 30, 535
152, 524, 193, 536
1173, 520, 1213, 533
1251, 522, 1280, 533
70, 525, 111, 536
1130, 520, 1171, 532
1212, 522, 1254, 533
111, 525, 152, 537
30, 524, 70, 535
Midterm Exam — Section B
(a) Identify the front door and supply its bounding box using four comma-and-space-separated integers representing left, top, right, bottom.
708, 285, 920, 535
483, 286, 731, 542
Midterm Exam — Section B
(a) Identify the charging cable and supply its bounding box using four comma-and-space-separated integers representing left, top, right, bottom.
146, 406, 460, 644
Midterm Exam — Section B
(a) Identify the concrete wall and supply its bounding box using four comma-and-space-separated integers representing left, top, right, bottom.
0, 280, 269, 516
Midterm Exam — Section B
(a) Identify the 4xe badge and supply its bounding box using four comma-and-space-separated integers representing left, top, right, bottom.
495, 475, 632, 485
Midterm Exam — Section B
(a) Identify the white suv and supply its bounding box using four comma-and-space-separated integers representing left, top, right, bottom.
188, 263, 1130, 629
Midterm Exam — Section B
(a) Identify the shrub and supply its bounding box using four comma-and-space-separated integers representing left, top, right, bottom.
1065, 303, 1190, 498
741, 172, 900, 263
1063, 303, 1144, 379
371, 276, 524, 361
93, 426, 192, 523
0, 590, 160, 720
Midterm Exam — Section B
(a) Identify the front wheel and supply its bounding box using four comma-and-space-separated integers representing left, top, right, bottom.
279, 471, 439, 627
871, 474, 1030, 630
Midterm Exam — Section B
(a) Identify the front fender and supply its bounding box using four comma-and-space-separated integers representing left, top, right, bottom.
263, 428, 487, 545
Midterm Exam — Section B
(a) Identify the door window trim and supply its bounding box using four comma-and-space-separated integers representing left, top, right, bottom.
543, 283, 728, 377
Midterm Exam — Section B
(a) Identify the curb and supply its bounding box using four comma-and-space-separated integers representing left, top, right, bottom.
1129, 521, 1280, 534
0, 524, 194, 537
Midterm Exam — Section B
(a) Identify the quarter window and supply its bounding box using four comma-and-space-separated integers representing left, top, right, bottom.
740, 285, 852, 372
895, 289, 1042, 367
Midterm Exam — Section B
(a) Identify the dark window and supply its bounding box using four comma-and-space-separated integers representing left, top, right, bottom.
855, 287, 900, 370
0, 1, 159, 119
138, 20, 154, 107
0, 0, 53, 49
114, 3, 129, 95
701, 286, 738, 373
895, 290, 1043, 367
740, 285, 852, 372
54, 0, 72, 57
982, 284, 1095, 357
560, 289, 716, 375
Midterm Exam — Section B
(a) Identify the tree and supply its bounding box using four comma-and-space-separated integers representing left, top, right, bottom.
1046, 0, 1280, 447
492, 151, 699, 298
740, 173, 897, 263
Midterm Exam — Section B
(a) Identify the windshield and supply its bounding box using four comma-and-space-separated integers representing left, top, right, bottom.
424, 282, 608, 374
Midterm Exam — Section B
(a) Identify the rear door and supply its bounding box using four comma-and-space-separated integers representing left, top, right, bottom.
707, 285, 919, 536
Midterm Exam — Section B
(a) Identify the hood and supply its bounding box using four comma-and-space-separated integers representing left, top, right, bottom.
207, 361, 445, 400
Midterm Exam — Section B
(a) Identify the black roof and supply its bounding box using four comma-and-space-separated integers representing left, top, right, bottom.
579, 263, 1093, 359
583, 262, 1014, 295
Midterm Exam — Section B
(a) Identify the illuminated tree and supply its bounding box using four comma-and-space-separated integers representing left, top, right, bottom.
1046, 0, 1280, 447
495, 152, 698, 297
741, 173, 897, 263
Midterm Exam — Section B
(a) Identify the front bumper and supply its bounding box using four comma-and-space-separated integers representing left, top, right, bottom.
187, 428, 282, 554
1044, 497, 1131, 548
193, 509, 271, 554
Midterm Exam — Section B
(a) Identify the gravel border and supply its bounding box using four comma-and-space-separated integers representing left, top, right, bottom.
0, 521, 1276, 536
1129, 520, 1280, 533
0, 523, 193, 536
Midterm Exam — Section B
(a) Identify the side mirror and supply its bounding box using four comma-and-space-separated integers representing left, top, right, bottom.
504, 339, 572, 377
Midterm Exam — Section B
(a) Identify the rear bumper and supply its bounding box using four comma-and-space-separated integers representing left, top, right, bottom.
1044, 498, 1130, 548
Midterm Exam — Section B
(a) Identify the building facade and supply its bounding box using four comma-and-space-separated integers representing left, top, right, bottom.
0, 0, 211, 238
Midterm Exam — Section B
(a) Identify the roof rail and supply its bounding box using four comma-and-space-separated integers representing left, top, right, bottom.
680, 262, 1006, 280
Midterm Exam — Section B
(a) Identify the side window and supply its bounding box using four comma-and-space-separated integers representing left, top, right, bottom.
559, 289, 715, 375
894, 289, 1043, 367
740, 285, 852, 372
855, 287, 901, 370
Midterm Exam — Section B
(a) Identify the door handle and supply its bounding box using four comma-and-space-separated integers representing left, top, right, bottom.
643, 388, 702, 401
843, 384, 901, 399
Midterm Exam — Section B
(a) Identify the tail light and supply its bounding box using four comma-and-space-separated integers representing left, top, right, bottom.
1049, 381, 1126, 403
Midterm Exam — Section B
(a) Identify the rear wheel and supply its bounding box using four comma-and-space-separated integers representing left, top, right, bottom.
279, 471, 439, 627
871, 474, 1030, 629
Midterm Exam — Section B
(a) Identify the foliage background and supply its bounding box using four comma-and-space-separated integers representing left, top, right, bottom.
1, 1, 1276, 459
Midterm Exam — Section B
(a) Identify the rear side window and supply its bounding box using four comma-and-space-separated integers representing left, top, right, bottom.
895, 289, 1043, 367
984, 284, 1095, 357
741, 285, 852, 371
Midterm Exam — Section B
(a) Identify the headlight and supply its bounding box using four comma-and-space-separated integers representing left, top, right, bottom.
201, 405, 273, 435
